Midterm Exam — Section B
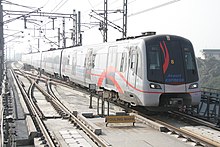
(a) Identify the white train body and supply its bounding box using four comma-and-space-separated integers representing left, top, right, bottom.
22, 34, 201, 108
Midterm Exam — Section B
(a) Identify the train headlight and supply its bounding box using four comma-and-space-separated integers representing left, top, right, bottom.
149, 83, 161, 89
189, 83, 198, 89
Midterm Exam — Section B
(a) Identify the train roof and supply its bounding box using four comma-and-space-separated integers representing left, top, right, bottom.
117, 32, 191, 43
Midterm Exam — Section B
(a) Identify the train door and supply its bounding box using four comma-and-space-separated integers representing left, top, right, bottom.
127, 47, 138, 88
84, 48, 93, 84
59, 50, 63, 77
106, 46, 117, 86
71, 51, 77, 76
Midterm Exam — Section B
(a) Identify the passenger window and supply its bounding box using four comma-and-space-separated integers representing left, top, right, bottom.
131, 54, 136, 69
85, 49, 93, 68
120, 52, 126, 72
67, 55, 70, 65
130, 52, 138, 76
129, 46, 138, 74
91, 54, 96, 68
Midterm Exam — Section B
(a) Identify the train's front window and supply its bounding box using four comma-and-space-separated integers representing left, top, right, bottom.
149, 48, 160, 70
147, 40, 186, 84
183, 47, 199, 83
184, 50, 195, 70
146, 38, 199, 84
147, 45, 164, 83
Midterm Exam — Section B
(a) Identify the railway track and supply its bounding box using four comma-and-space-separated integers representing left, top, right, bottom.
47, 75, 220, 146
12, 69, 59, 147
25, 70, 220, 146
6, 63, 220, 147
12, 68, 108, 147
128, 107, 220, 146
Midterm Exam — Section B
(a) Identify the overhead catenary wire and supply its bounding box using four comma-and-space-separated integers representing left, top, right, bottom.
3, 0, 51, 24
129, 0, 181, 17
3, 8, 41, 24
41, 0, 50, 10
112, 0, 181, 22
84, 0, 180, 33
53, 0, 69, 12
85, 0, 125, 34
36, 0, 71, 30
82, 0, 103, 21
2, 0, 36, 10
87, 0, 96, 10
80, 0, 181, 37
3, 0, 182, 46
3, 0, 73, 50
50, 0, 68, 13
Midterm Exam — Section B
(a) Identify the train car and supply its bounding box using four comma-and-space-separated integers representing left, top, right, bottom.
22, 33, 201, 109
22, 53, 31, 65
41, 49, 62, 76
31, 52, 42, 70
22, 52, 41, 70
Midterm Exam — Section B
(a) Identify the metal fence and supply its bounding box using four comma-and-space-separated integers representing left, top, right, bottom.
197, 87, 220, 125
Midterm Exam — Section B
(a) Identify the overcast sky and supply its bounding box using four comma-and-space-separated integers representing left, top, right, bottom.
3, 0, 220, 57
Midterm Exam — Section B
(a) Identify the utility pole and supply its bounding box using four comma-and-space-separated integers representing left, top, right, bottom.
78, 11, 82, 46
62, 17, 66, 48
38, 27, 41, 51
0, 0, 4, 87
72, 10, 82, 46
91, 1, 127, 41
72, 10, 77, 46
103, 0, 108, 42
122, 0, 128, 38
58, 28, 60, 48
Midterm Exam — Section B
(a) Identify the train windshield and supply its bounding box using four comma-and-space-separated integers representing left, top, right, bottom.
146, 39, 198, 84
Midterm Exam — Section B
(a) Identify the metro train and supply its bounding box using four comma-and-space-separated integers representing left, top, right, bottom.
22, 33, 201, 109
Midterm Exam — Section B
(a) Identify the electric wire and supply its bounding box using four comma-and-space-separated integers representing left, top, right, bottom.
83, 0, 181, 34
2, 0, 36, 10
50, 0, 68, 13
85, 0, 138, 33
33, 0, 69, 34
41, 0, 50, 9
52, 0, 69, 12
3, 8, 41, 24
3, 0, 182, 46
87, 0, 95, 9
2, 0, 71, 51
113, 0, 181, 22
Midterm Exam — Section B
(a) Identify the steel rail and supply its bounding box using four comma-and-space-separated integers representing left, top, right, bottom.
20, 69, 220, 146
0, 97, 4, 147
106, 100, 219, 147
35, 72, 217, 146
11, 69, 57, 147
27, 79, 45, 119
134, 109, 220, 146
171, 111, 220, 131
17, 71, 109, 146
153, 118, 220, 147
36, 80, 109, 147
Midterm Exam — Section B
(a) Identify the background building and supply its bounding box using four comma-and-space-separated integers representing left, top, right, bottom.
202, 49, 220, 60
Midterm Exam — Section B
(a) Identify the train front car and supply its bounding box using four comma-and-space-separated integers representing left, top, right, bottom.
144, 35, 201, 109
